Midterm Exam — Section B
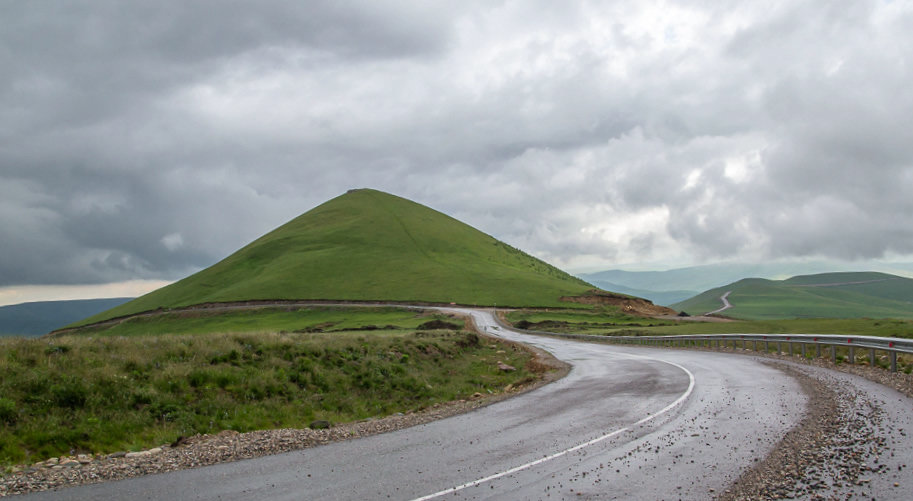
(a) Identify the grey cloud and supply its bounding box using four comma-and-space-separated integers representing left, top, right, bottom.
2, 0, 913, 287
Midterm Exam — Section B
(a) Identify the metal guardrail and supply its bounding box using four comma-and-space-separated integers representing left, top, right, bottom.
512, 325, 913, 373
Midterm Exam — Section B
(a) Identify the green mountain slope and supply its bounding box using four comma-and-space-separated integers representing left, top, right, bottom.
77, 189, 596, 326
672, 272, 913, 320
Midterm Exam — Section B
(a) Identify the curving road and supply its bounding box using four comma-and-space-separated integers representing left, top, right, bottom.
706, 290, 733, 315
23, 309, 913, 500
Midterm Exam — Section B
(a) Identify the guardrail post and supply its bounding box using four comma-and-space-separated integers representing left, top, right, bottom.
816, 344, 821, 358
831, 345, 837, 364
891, 351, 897, 372
801, 343, 806, 358
849, 347, 855, 365
870, 349, 875, 367
788, 342, 793, 356
765, 341, 769, 352
777, 341, 782, 354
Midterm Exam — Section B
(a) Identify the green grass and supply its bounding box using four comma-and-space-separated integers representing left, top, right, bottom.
0, 327, 536, 467
672, 272, 913, 320
75, 189, 595, 327
72, 306, 457, 337
643, 317, 913, 339
505, 308, 675, 333
506, 312, 913, 340
502, 312, 913, 371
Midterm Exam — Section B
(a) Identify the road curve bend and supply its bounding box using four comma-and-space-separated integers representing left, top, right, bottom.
706, 290, 733, 315
23, 308, 820, 500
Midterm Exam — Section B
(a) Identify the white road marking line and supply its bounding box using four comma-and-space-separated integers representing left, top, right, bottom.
410, 323, 696, 501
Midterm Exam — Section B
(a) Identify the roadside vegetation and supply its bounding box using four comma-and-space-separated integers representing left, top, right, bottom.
506, 308, 913, 339
504, 310, 913, 372
505, 307, 677, 334
0, 314, 536, 467
68, 306, 456, 337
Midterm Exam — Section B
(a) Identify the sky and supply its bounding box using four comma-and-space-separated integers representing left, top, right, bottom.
2, 0, 913, 305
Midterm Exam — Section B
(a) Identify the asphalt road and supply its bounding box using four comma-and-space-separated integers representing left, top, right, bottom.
706, 290, 733, 315
27, 308, 827, 500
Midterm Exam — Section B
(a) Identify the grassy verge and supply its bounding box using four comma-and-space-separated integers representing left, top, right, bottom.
0, 327, 535, 467
503, 311, 913, 372
506, 310, 913, 339
505, 307, 676, 334
614, 317, 913, 339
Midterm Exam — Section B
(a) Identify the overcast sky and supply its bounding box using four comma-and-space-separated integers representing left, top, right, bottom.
2, 0, 913, 303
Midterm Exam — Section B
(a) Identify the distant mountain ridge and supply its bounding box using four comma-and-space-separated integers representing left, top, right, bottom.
0, 298, 132, 337
671, 271, 913, 320
580, 262, 913, 306
583, 280, 696, 307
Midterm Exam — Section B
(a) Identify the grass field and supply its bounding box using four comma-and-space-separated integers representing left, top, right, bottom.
71, 306, 459, 337
76, 189, 595, 327
673, 272, 913, 320
505, 308, 676, 333
0, 324, 536, 467
502, 311, 913, 372
505, 310, 913, 339
639, 317, 913, 338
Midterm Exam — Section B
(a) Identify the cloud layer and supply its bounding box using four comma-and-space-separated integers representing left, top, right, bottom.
2, 0, 912, 286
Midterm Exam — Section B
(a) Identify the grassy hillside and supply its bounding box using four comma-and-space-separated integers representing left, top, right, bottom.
71, 306, 462, 338
672, 272, 913, 320
76, 189, 595, 326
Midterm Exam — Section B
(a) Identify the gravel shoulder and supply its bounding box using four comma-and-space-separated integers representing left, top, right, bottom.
708, 348, 913, 500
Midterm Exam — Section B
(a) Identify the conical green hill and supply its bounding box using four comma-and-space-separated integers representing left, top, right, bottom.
78, 189, 595, 325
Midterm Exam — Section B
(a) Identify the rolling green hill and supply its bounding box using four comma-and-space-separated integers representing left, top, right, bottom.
75, 189, 597, 326
672, 272, 913, 320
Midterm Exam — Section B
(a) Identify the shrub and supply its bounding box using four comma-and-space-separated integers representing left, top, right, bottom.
0, 398, 17, 425
51, 379, 88, 409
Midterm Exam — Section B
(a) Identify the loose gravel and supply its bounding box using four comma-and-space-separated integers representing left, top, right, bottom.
701, 347, 912, 500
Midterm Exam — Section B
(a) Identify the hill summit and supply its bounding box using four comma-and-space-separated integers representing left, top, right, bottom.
78, 189, 598, 325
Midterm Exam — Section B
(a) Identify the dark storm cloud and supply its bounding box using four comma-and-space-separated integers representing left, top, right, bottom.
2, 0, 913, 287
